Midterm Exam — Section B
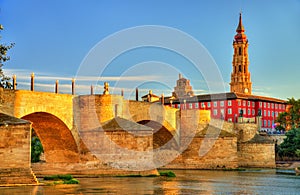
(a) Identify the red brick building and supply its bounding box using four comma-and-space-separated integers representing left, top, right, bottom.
167, 92, 285, 129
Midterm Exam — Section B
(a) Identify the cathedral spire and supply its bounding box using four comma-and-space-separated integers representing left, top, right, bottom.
236, 12, 245, 33
234, 12, 247, 43
230, 13, 252, 95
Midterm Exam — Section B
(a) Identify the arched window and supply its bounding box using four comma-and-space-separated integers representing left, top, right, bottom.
238, 47, 242, 55
238, 65, 242, 72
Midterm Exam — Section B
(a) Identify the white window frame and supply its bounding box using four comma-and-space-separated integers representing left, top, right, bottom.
213, 109, 218, 116
220, 101, 224, 107
213, 101, 218, 107
228, 108, 232, 114
228, 100, 232, 106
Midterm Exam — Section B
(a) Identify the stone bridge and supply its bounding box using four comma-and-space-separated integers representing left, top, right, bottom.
0, 87, 276, 177
0, 89, 179, 163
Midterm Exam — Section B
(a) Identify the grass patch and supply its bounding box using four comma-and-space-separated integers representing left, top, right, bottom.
43, 174, 79, 184
63, 178, 79, 184
116, 174, 142, 177
222, 168, 246, 171
159, 171, 176, 177
145, 174, 159, 177
44, 174, 72, 181
116, 174, 159, 177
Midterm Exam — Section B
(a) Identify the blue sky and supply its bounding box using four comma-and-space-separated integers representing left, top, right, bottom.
0, 0, 299, 100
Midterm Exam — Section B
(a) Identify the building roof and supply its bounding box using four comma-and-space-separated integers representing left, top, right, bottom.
101, 117, 153, 131
141, 93, 160, 98
0, 113, 31, 126
163, 92, 286, 104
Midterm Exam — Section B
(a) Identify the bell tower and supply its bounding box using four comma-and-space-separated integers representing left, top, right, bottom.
230, 13, 252, 94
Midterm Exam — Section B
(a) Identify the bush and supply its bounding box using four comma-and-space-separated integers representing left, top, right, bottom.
44, 174, 79, 184
277, 128, 300, 160
44, 174, 72, 181
31, 136, 44, 163
159, 171, 176, 177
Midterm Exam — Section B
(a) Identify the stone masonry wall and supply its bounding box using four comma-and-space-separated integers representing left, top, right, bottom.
79, 129, 154, 171
162, 110, 238, 169
236, 123, 258, 142
75, 95, 123, 131
0, 122, 37, 185
164, 136, 238, 169
0, 89, 16, 115
0, 123, 31, 168
238, 143, 276, 168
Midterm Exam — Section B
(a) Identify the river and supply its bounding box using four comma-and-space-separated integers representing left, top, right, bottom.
0, 169, 299, 194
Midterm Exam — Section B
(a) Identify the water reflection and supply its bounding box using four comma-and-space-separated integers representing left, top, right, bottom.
0, 170, 299, 194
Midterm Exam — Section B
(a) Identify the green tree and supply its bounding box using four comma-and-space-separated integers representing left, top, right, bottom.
0, 24, 15, 89
31, 136, 44, 163
277, 128, 300, 159
276, 98, 300, 130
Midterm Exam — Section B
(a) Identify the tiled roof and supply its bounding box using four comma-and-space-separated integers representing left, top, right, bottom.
101, 117, 153, 131
141, 93, 160, 98
0, 113, 31, 126
163, 92, 286, 104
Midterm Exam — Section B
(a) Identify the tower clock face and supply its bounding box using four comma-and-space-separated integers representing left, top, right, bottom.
244, 88, 249, 93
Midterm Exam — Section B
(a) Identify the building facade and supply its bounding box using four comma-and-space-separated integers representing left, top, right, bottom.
168, 93, 286, 129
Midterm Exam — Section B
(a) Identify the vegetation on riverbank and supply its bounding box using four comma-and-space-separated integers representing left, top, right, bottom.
43, 174, 79, 185
276, 128, 300, 161
159, 171, 176, 177
115, 171, 176, 178
31, 132, 44, 163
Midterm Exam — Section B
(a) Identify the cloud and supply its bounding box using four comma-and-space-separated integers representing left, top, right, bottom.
4, 68, 175, 97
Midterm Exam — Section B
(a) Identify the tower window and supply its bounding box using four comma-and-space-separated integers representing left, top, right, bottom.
238, 47, 242, 55
238, 65, 242, 72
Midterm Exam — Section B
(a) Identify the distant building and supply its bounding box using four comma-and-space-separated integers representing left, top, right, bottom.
141, 90, 160, 102
172, 74, 194, 99
163, 13, 286, 130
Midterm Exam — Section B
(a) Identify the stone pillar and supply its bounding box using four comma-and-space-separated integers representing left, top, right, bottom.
256, 116, 262, 131
135, 88, 138, 101
103, 82, 109, 95
12, 75, 16, 90
72, 78, 75, 95
115, 104, 118, 117
90, 85, 94, 95
161, 94, 164, 105
30, 73, 34, 91
55, 80, 59, 94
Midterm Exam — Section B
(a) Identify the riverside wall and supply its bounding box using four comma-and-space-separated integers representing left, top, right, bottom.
0, 117, 37, 185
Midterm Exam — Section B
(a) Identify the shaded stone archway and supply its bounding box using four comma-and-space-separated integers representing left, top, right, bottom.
22, 112, 79, 163
137, 120, 178, 149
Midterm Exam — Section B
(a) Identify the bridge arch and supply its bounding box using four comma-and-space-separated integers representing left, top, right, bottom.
22, 112, 79, 163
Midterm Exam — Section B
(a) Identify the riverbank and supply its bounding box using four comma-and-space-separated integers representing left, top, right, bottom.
276, 161, 300, 169
1, 169, 299, 194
